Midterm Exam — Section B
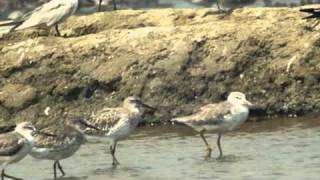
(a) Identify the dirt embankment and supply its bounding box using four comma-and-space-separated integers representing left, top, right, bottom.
1, 7, 320, 127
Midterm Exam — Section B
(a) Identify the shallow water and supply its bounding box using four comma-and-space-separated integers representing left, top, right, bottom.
11, 117, 320, 180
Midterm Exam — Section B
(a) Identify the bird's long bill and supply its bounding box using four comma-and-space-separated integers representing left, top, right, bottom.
79, 119, 101, 131
34, 130, 57, 137
244, 100, 253, 107
141, 102, 157, 111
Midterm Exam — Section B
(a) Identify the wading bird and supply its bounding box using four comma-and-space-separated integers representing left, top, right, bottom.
85, 96, 156, 166
29, 119, 101, 179
172, 92, 252, 159
0, 122, 51, 180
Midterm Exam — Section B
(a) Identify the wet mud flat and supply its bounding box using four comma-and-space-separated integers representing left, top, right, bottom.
10, 117, 320, 180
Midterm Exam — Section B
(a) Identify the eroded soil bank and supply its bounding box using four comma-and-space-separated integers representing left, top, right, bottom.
1, 7, 320, 126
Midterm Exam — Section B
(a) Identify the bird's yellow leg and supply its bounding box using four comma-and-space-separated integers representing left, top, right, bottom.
217, 133, 223, 159
110, 142, 120, 166
200, 130, 212, 158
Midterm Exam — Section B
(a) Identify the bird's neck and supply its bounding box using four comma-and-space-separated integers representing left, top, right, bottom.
231, 103, 249, 114
64, 125, 86, 143
17, 131, 34, 142
127, 106, 143, 117
65, 125, 83, 136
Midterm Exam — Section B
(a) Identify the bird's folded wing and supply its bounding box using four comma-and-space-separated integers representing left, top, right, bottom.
0, 133, 26, 156
190, 102, 232, 126
33, 132, 77, 149
85, 108, 126, 135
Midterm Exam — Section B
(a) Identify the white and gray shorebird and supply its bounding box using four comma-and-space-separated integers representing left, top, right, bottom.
5, 0, 79, 36
85, 96, 156, 166
0, 122, 37, 180
172, 92, 253, 159
29, 119, 101, 179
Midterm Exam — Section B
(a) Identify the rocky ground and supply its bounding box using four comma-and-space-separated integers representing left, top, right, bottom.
1, 7, 320, 127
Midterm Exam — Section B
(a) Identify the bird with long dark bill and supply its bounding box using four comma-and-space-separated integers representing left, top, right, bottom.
84, 96, 156, 166
0, 122, 54, 180
29, 119, 102, 179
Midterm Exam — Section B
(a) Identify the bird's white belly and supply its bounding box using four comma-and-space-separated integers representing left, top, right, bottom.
30, 142, 82, 160
107, 121, 136, 141
227, 110, 249, 131
203, 109, 249, 133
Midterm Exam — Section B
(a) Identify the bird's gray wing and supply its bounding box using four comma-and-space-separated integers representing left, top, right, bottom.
173, 102, 232, 126
33, 128, 77, 149
16, 0, 77, 30
186, 102, 232, 126
85, 108, 126, 135
20, 5, 44, 21
0, 133, 26, 156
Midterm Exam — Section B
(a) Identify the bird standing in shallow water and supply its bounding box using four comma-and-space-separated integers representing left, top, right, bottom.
172, 92, 252, 159
29, 119, 101, 179
0, 122, 37, 180
10, 0, 79, 36
85, 96, 155, 166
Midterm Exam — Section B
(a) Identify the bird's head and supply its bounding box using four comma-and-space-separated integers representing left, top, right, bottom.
227, 92, 252, 107
123, 96, 156, 113
16, 121, 36, 134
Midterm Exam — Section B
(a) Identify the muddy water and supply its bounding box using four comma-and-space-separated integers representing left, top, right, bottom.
11, 117, 320, 180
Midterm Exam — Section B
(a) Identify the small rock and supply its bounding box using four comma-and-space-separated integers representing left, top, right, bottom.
0, 84, 37, 110
44, 107, 51, 116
